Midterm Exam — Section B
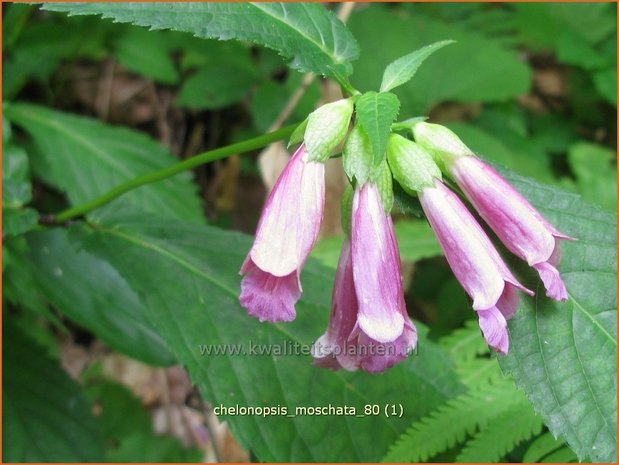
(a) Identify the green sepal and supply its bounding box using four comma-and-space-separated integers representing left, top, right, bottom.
304, 98, 354, 162
343, 124, 373, 184
340, 183, 354, 236
412, 122, 474, 169
287, 118, 308, 148
387, 133, 441, 195
370, 160, 394, 214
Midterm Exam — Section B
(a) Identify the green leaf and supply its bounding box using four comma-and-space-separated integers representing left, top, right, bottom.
382, 381, 527, 462
114, 27, 179, 84
349, 7, 531, 115
4, 103, 204, 223
541, 446, 578, 463
593, 68, 617, 106
41, 2, 360, 79
523, 432, 572, 463
455, 401, 543, 462
176, 65, 258, 110
3, 321, 105, 462
108, 432, 202, 462
70, 215, 464, 462
3, 208, 39, 237
567, 142, 617, 211
355, 91, 400, 166
2, 143, 31, 208
26, 229, 175, 366
380, 40, 455, 92
499, 171, 617, 463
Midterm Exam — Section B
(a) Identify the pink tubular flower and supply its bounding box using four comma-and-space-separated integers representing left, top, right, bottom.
419, 180, 534, 354
450, 156, 574, 301
312, 183, 417, 373
239, 144, 325, 322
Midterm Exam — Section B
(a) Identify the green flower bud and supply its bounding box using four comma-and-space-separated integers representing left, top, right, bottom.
387, 133, 441, 195
343, 124, 373, 185
411, 122, 474, 169
304, 98, 354, 162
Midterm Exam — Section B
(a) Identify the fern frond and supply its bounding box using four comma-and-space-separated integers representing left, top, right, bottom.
455, 399, 544, 462
455, 357, 505, 390
381, 381, 525, 463
439, 319, 489, 363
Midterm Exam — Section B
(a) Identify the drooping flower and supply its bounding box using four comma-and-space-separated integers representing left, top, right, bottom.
312, 183, 417, 372
413, 122, 574, 301
419, 180, 534, 354
240, 144, 325, 322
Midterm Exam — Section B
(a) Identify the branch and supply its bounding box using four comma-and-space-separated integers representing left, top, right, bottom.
52, 123, 300, 223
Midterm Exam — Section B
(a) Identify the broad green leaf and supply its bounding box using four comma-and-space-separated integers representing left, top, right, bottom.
4, 103, 204, 223
3, 321, 105, 462
349, 7, 531, 115
594, 68, 617, 106
114, 27, 179, 84
41, 2, 360, 79
70, 215, 464, 462
523, 432, 572, 463
26, 229, 175, 366
3, 143, 31, 208
177, 65, 258, 110
2, 143, 38, 236
380, 40, 455, 92
355, 91, 400, 166
567, 142, 617, 211
499, 172, 617, 463
3, 208, 38, 237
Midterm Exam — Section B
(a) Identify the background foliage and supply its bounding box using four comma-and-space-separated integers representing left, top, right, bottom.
3, 2, 616, 463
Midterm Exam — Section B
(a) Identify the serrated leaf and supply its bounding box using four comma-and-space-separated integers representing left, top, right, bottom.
355, 91, 400, 166
498, 171, 617, 463
380, 40, 455, 92
3, 321, 105, 462
25, 229, 175, 366
4, 103, 204, 223
40, 2, 360, 79
70, 215, 464, 462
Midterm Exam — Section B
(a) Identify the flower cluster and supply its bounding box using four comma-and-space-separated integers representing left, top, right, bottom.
239, 100, 573, 373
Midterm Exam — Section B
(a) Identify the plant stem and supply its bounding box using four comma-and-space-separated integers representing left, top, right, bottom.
53, 123, 299, 223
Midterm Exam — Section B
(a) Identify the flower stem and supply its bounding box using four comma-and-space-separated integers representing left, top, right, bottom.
53, 123, 300, 223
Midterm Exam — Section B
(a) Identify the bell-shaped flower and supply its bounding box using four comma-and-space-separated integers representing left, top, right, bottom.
450, 156, 573, 301
419, 180, 534, 354
312, 183, 417, 373
240, 144, 325, 322
413, 122, 574, 301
